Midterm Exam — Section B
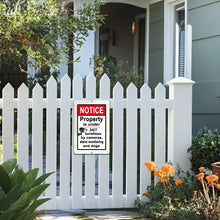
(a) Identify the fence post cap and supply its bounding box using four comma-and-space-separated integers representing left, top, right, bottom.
167, 77, 195, 86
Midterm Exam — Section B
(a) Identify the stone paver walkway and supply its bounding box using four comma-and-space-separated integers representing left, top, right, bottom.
39, 209, 145, 220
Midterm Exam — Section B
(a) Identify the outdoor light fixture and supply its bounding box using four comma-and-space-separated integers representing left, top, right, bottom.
132, 21, 136, 35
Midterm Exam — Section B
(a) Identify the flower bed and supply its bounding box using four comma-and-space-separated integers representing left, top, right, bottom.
136, 161, 220, 219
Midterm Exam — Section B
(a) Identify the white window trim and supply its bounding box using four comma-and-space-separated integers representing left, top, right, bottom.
164, 0, 192, 83
133, 13, 146, 74
145, 3, 150, 84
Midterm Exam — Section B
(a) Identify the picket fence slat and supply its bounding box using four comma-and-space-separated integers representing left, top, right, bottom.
155, 83, 166, 170
0, 73, 194, 211
32, 84, 43, 174
60, 75, 71, 209
112, 82, 124, 208
72, 74, 83, 209
17, 83, 29, 172
45, 77, 57, 209
99, 74, 110, 208
140, 84, 152, 199
85, 73, 96, 209
126, 83, 138, 207
2, 84, 14, 161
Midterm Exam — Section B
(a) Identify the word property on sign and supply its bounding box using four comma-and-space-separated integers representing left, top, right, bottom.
73, 100, 109, 154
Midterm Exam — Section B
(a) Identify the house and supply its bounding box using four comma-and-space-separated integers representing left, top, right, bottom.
56, 0, 219, 134
0, 0, 219, 134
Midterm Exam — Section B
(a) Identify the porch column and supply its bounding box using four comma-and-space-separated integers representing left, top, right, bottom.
167, 77, 195, 171
73, 0, 95, 78
163, 0, 175, 84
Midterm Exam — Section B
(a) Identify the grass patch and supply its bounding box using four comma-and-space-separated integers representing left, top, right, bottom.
72, 213, 95, 220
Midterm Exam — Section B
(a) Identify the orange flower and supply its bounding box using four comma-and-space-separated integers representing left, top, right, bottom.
199, 167, 205, 172
154, 169, 162, 178
175, 179, 183, 186
196, 172, 205, 182
174, 198, 179, 201
161, 177, 168, 183
34, 65, 37, 69
161, 164, 175, 176
143, 191, 148, 195
216, 184, 220, 189
145, 161, 155, 172
170, 165, 175, 175
206, 174, 218, 185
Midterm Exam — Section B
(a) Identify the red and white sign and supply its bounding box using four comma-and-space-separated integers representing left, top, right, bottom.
74, 100, 109, 154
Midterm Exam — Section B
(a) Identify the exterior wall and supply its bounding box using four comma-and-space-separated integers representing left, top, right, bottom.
188, 0, 220, 133
148, 1, 164, 89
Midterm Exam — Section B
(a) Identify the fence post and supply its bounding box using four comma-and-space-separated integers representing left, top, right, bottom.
167, 77, 195, 171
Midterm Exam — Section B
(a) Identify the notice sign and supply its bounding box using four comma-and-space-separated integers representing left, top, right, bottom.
74, 100, 109, 154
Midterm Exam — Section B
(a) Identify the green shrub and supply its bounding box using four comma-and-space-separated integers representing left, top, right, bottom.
27, 65, 60, 97
92, 55, 144, 97
187, 127, 220, 174
0, 158, 53, 219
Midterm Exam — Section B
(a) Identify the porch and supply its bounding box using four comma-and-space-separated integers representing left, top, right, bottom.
57, 0, 192, 88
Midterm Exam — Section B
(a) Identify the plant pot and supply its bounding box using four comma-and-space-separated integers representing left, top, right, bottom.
211, 162, 220, 183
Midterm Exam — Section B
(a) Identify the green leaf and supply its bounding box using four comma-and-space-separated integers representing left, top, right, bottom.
15, 198, 50, 220
1, 158, 17, 174
24, 211, 45, 220
21, 168, 39, 192
25, 184, 50, 204
0, 193, 28, 219
0, 187, 5, 200
0, 166, 11, 193
33, 171, 53, 187
0, 182, 23, 211
10, 165, 25, 187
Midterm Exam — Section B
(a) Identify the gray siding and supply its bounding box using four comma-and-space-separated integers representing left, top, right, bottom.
188, 0, 220, 133
148, 2, 164, 89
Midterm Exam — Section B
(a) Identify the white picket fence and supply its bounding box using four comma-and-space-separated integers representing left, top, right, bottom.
0, 73, 194, 210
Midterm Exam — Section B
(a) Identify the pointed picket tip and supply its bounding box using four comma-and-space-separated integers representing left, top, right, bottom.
3, 82, 14, 92
18, 83, 28, 94
33, 83, 43, 95
127, 82, 137, 91
100, 74, 110, 85
155, 83, 165, 98
73, 74, 82, 85
61, 74, 70, 99
86, 73, 96, 82
113, 82, 123, 99
33, 83, 42, 90
86, 73, 96, 99
140, 83, 151, 97
73, 74, 82, 81
100, 74, 110, 99
113, 81, 123, 92
47, 75, 57, 86
73, 74, 83, 99
155, 83, 166, 92
61, 74, 70, 82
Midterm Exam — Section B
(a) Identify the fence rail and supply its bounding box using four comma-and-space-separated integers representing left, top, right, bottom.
0, 73, 194, 210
